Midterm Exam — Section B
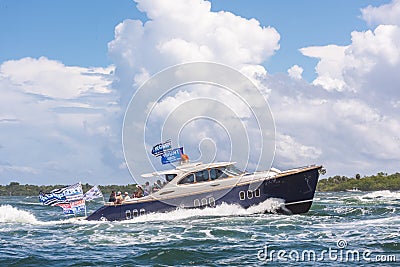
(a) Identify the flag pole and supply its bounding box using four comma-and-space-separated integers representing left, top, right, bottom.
100, 185, 105, 204
84, 201, 87, 217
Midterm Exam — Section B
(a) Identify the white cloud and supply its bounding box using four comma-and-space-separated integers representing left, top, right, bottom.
361, 0, 400, 26
0, 57, 113, 99
266, 75, 400, 175
0, 164, 38, 174
276, 133, 321, 165
0, 58, 130, 185
109, 0, 280, 91
287, 65, 303, 80
300, 24, 400, 99
300, 45, 347, 91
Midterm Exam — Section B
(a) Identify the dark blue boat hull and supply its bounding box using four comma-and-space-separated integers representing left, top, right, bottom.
86, 166, 322, 221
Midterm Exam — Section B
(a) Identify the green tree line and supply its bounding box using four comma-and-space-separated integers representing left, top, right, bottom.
1, 171, 399, 196
0, 182, 139, 197
317, 172, 400, 192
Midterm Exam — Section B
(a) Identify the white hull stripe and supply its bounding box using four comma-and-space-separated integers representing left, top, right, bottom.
285, 199, 313, 206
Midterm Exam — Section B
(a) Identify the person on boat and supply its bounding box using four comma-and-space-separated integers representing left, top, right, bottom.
144, 182, 151, 196
152, 182, 161, 192
123, 192, 131, 201
108, 191, 116, 203
115, 191, 123, 204
133, 185, 144, 198
156, 179, 163, 189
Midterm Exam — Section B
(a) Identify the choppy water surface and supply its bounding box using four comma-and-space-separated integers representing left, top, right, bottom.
0, 191, 399, 266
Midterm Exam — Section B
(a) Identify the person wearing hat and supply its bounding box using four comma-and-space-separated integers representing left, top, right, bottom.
115, 191, 123, 204
124, 192, 131, 201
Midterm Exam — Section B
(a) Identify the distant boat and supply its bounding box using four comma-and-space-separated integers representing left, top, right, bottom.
86, 162, 325, 221
346, 187, 361, 192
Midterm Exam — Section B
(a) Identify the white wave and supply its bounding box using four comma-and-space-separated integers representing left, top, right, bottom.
358, 190, 400, 201
19, 201, 45, 206
0, 204, 39, 224
0, 205, 77, 225
1, 198, 285, 226
117, 198, 285, 224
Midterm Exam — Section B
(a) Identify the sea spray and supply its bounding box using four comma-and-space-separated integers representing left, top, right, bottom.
359, 190, 400, 200
117, 198, 285, 224
0, 205, 38, 224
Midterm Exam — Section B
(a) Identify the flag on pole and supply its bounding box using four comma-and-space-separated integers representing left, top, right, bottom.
39, 191, 67, 206
39, 183, 84, 206
56, 199, 86, 215
64, 183, 84, 202
83, 185, 103, 201
161, 147, 184, 164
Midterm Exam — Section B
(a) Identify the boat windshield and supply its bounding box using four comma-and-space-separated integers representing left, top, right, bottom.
165, 174, 177, 182
222, 165, 243, 176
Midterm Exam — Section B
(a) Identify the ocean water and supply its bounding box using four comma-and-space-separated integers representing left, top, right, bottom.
0, 191, 399, 266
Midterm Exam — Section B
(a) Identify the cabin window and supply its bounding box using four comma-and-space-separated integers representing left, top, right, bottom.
247, 190, 253, 199
209, 197, 215, 207
201, 198, 208, 206
195, 170, 209, 182
194, 199, 200, 207
255, 188, 261, 197
166, 174, 177, 182
140, 209, 146, 216
239, 191, 245, 200
125, 210, 131, 220
210, 168, 228, 180
133, 209, 138, 217
178, 174, 195, 184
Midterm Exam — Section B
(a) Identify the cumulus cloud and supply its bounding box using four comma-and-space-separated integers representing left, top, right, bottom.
300, 24, 400, 106
300, 1, 400, 98
300, 45, 347, 91
0, 57, 113, 99
273, 1, 400, 175
108, 0, 280, 102
266, 74, 400, 175
0, 57, 130, 184
361, 0, 400, 26
287, 65, 303, 80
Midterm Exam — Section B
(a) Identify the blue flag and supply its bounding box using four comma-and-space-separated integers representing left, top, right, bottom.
151, 140, 172, 157
161, 147, 183, 164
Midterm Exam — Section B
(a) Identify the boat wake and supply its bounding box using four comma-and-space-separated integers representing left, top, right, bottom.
119, 197, 286, 224
357, 190, 400, 201
0, 205, 75, 225
0, 198, 285, 226
0, 204, 39, 224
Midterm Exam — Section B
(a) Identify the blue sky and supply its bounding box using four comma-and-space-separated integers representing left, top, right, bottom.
0, 0, 143, 67
1, 0, 400, 185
